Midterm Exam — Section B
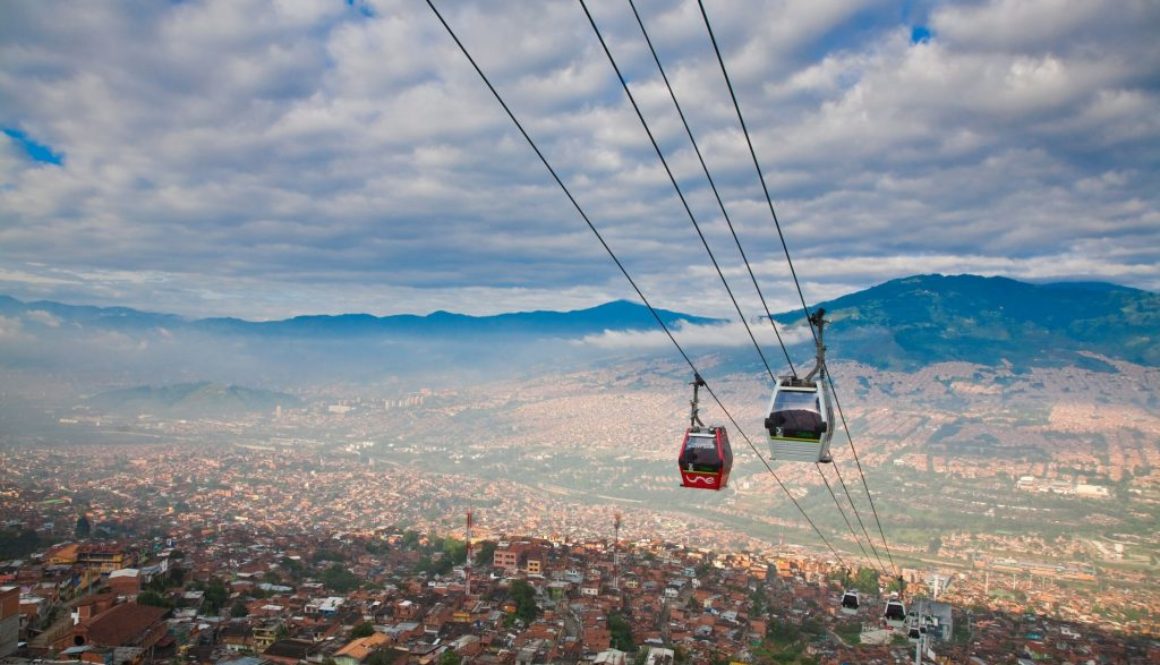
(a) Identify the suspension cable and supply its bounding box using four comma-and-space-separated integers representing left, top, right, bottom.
616, 0, 882, 567
625, 0, 795, 376
696, 0, 814, 345
831, 458, 888, 574
814, 463, 878, 574
578, 0, 777, 384
697, 0, 898, 574
828, 372, 896, 572
427, 0, 847, 569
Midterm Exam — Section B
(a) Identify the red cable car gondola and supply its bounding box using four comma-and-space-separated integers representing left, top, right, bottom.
678, 374, 733, 491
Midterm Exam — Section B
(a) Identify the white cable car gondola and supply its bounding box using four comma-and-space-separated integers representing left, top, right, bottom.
765, 309, 835, 463
840, 589, 859, 614
884, 593, 906, 629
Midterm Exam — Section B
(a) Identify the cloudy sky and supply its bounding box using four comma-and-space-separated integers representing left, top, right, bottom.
1, 0, 1158, 321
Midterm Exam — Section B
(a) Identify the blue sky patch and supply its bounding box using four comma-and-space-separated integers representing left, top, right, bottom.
911, 25, 933, 44
3, 128, 64, 165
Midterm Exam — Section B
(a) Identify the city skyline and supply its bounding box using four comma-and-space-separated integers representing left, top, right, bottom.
2, 0, 1159, 322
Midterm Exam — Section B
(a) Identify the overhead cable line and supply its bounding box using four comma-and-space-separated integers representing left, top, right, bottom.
614, 0, 881, 568
697, 0, 898, 574
625, 0, 795, 376
577, 0, 778, 384
426, 0, 847, 570
814, 463, 879, 574
830, 457, 889, 574
828, 375, 897, 571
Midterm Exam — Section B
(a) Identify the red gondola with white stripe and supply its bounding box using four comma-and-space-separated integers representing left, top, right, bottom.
677, 374, 733, 491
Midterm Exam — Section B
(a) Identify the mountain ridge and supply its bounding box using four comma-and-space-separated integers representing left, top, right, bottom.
777, 274, 1159, 369
0, 295, 720, 338
3, 275, 1157, 379
84, 381, 302, 417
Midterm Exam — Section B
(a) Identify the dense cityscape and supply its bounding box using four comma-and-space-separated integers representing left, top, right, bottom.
2, 351, 1158, 665
2, 410, 1157, 665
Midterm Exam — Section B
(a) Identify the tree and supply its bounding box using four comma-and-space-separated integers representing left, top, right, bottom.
749, 588, 768, 617
437, 650, 461, 665
75, 514, 92, 539
852, 567, 880, 595
607, 612, 633, 651
230, 600, 249, 618
418, 554, 453, 577
137, 591, 174, 609
202, 578, 229, 615
442, 537, 467, 565
928, 536, 943, 555
510, 579, 539, 623
366, 649, 402, 665
402, 531, 421, 548
279, 556, 304, 581
0, 528, 39, 560
321, 564, 361, 594
475, 541, 498, 566
313, 548, 345, 563
351, 622, 376, 639
887, 576, 906, 595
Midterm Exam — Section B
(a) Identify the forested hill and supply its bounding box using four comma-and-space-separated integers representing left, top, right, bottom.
774, 274, 1158, 370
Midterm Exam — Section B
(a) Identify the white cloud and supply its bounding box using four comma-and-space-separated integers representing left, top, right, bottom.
0, 315, 29, 341
0, 0, 1155, 321
23, 310, 61, 328
575, 319, 813, 354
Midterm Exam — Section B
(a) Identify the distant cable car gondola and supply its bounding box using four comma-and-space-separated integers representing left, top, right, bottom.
841, 589, 859, 613
884, 593, 906, 629
765, 309, 835, 463
678, 374, 733, 491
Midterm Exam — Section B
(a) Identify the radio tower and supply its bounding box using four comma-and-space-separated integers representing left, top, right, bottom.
613, 511, 622, 591
465, 509, 474, 598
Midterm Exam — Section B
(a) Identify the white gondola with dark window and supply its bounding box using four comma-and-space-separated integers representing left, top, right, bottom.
883, 593, 906, 629
840, 589, 859, 614
764, 308, 835, 463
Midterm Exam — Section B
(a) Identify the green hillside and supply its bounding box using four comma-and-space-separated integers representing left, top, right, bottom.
775, 274, 1159, 370
86, 382, 301, 417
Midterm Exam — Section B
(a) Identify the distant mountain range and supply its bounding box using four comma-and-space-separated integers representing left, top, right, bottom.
0, 295, 718, 339
85, 382, 301, 417
1, 274, 1156, 378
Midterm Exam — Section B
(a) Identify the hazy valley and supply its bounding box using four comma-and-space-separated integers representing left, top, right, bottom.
3, 275, 1158, 636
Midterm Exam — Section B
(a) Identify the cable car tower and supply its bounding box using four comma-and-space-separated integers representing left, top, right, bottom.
764, 308, 836, 463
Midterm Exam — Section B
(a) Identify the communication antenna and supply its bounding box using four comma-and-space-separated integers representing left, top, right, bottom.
613, 511, 622, 590
465, 509, 474, 597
